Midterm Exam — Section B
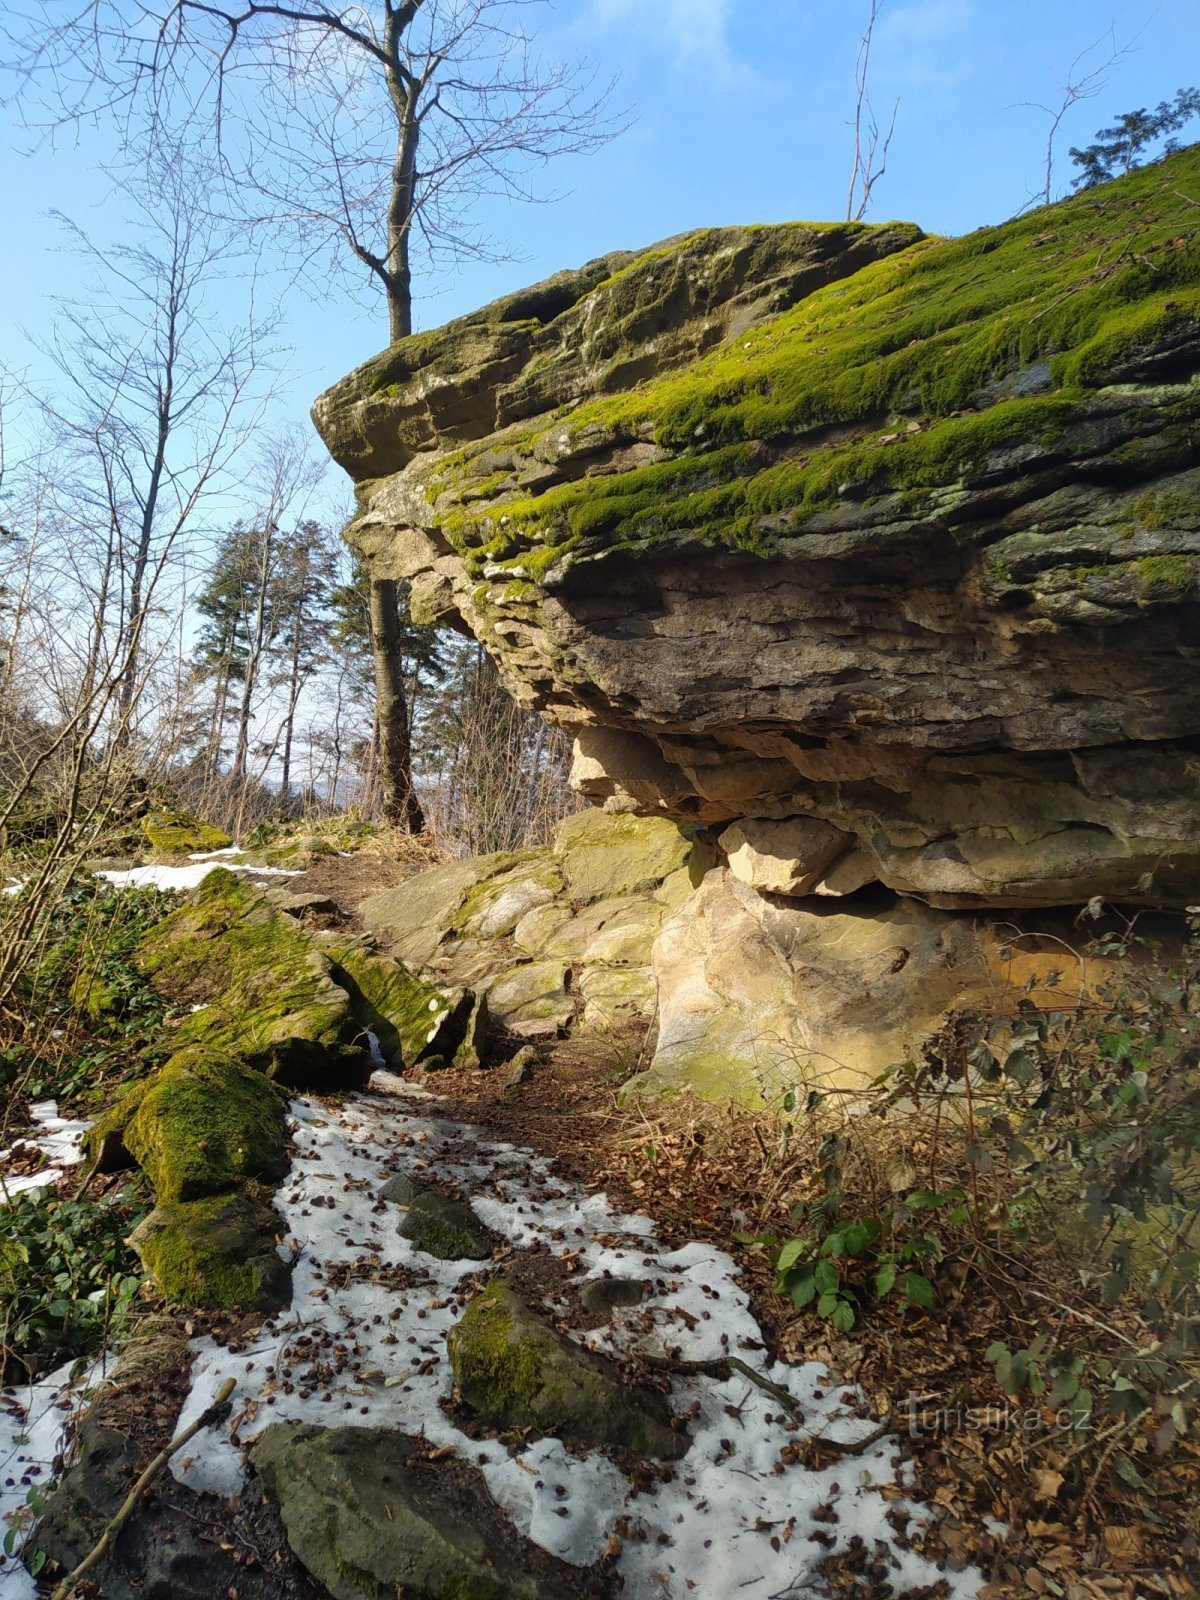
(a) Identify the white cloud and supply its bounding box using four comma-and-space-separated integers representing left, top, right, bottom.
589, 0, 743, 76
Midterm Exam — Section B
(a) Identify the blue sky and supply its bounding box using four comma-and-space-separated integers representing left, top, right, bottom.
1, 0, 1197, 464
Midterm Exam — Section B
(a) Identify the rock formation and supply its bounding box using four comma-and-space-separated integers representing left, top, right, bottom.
315, 150, 1200, 1102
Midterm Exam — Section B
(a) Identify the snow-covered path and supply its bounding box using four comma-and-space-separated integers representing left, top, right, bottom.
169, 1083, 985, 1600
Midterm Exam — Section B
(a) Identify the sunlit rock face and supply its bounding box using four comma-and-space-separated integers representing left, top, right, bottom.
316, 148, 1200, 915
317, 158, 1200, 1098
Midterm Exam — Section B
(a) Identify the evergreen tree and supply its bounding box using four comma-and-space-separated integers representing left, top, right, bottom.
1071, 88, 1200, 187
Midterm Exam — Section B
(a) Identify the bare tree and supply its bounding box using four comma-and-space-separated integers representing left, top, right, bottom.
5, 0, 620, 832
18, 156, 271, 756
1013, 27, 1140, 210
846, 0, 897, 224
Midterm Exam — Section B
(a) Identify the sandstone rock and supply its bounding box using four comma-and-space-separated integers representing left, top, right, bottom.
141, 808, 231, 858
252, 1423, 580, 1600
554, 809, 694, 904
87, 1050, 289, 1206
628, 866, 1120, 1104
719, 815, 858, 897
485, 961, 573, 1037
315, 152, 1200, 912
320, 933, 474, 1070
447, 1279, 688, 1458
578, 965, 656, 1032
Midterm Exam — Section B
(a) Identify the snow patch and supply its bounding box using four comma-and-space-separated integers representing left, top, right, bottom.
98, 861, 302, 892
0, 1353, 110, 1600
0, 1102, 89, 1202
167, 1091, 987, 1599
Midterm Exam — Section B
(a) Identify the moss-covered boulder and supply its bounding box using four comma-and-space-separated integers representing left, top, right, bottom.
141, 808, 231, 858
137, 869, 366, 1088
320, 934, 478, 1071
382, 1175, 496, 1260
90, 1050, 289, 1205
251, 1423, 582, 1600
447, 1279, 688, 1458
319, 151, 1200, 912
129, 1191, 291, 1312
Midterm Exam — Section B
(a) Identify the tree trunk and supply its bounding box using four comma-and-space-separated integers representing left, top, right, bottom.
368, 576, 424, 832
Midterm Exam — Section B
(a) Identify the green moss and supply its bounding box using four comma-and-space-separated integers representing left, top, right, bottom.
322, 935, 469, 1069
137, 869, 364, 1086
1128, 488, 1200, 529
447, 1280, 544, 1413
129, 1192, 291, 1311
1135, 553, 1200, 594
120, 1050, 289, 1204
425, 148, 1200, 567
141, 809, 231, 857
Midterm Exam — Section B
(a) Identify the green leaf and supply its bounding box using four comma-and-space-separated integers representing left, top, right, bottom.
874, 1261, 898, 1298
832, 1298, 856, 1333
817, 1291, 841, 1319
902, 1271, 934, 1309
775, 1238, 808, 1275
813, 1259, 839, 1294
789, 1270, 817, 1308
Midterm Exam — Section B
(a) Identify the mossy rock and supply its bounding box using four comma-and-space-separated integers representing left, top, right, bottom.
553, 810, 695, 905
138, 870, 367, 1088
401, 149, 1200, 572
141, 809, 231, 858
447, 1279, 688, 1458
484, 962, 573, 1038
117, 1050, 289, 1205
68, 970, 126, 1024
129, 1191, 291, 1311
382, 1178, 496, 1261
361, 851, 538, 966
321, 934, 475, 1070
260, 834, 338, 869
251, 1423, 580, 1600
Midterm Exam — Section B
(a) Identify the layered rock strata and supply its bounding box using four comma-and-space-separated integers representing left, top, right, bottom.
317, 152, 1200, 913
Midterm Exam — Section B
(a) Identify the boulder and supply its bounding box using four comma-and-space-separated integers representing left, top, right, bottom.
382, 1175, 496, 1260
87, 1049, 289, 1204
141, 808, 231, 858
554, 809, 694, 905
360, 816, 700, 1046
251, 1423, 584, 1600
315, 151, 1200, 912
484, 961, 573, 1038
447, 1278, 688, 1459
129, 1191, 291, 1312
137, 870, 367, 1089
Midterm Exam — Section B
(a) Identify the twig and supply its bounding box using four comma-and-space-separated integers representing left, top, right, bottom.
641, 1351, 804, 1415
803, 1417, 899, 1457
49, 1378, 235, 1600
